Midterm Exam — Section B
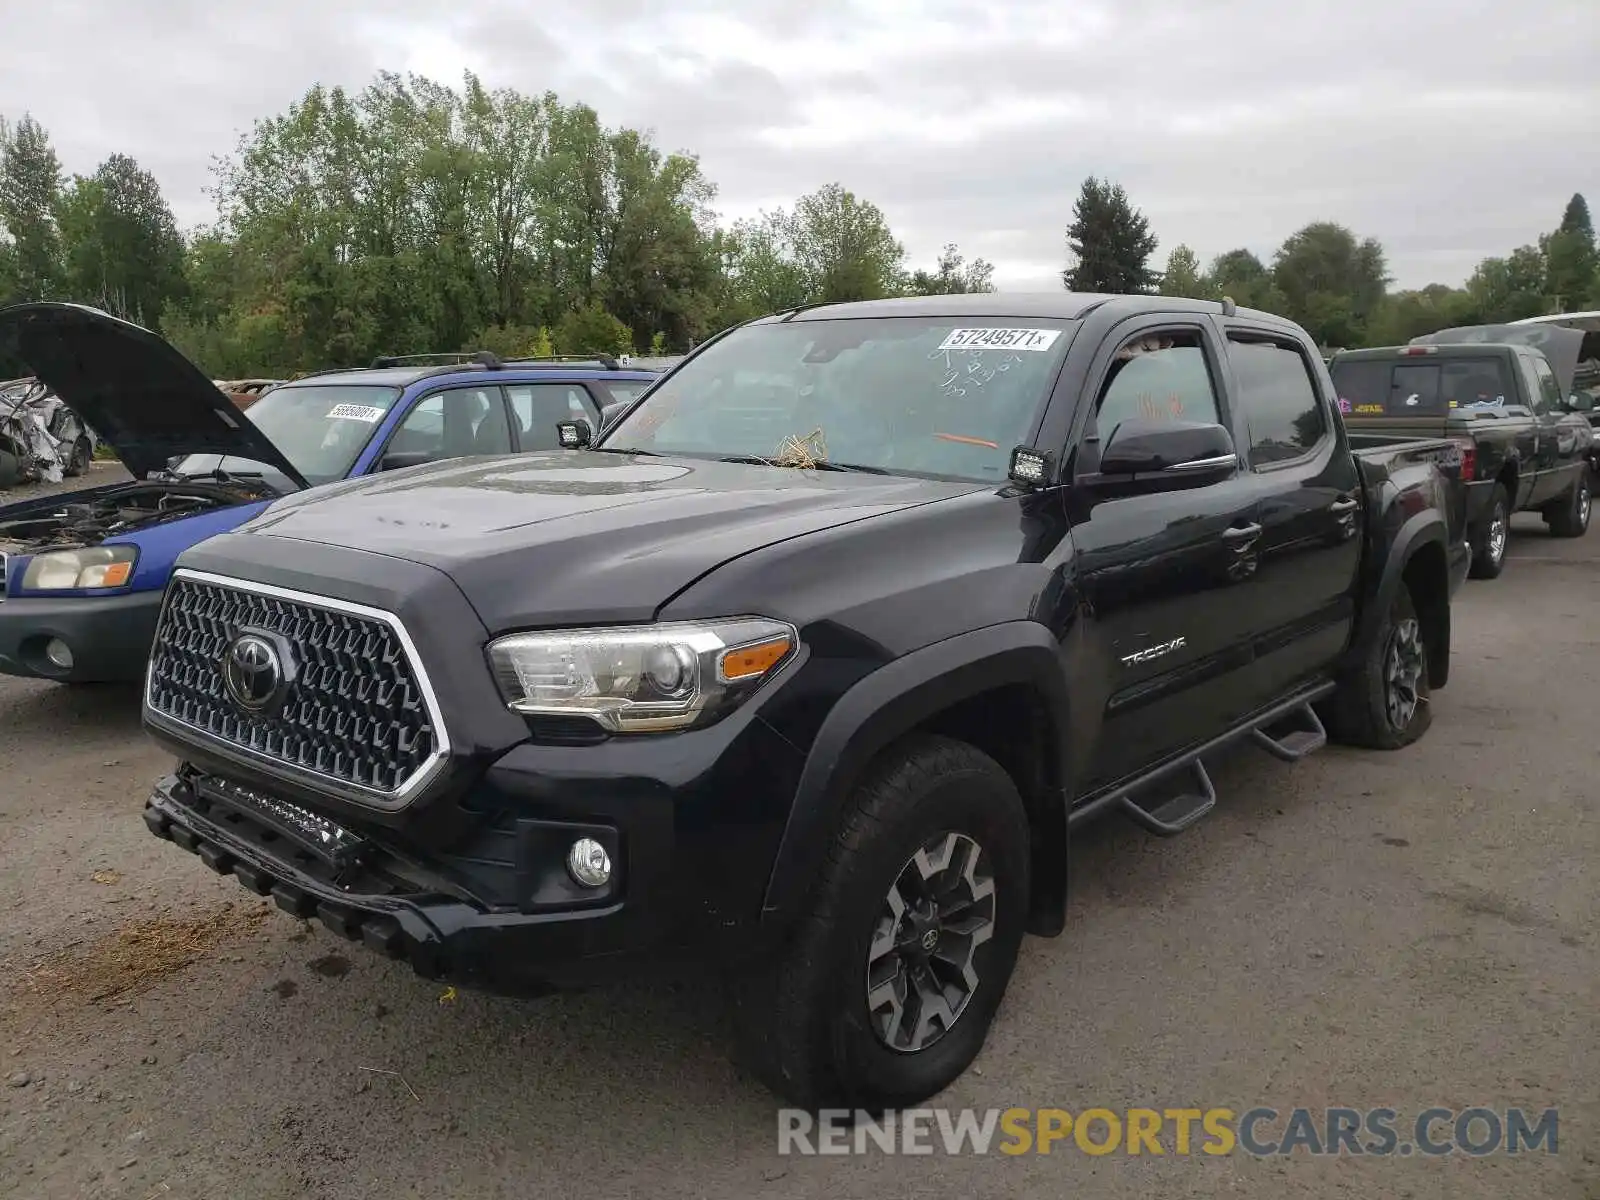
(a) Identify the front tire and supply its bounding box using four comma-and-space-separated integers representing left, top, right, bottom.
1320, 585, 1432, 750
1545, 473, 1591, 538
735, 734, 1031, 1110
1468, 483, 1510, 579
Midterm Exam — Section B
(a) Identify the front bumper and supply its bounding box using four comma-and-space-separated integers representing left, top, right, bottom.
144, 701, 808, 992
145, 771, 642, 992
0, 589, 164, 682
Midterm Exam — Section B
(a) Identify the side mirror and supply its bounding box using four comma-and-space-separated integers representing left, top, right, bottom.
1566, 392, 1594, 414
1090, 419, 1238, 488
557, 419, 593, 449
599, 402, 627, 434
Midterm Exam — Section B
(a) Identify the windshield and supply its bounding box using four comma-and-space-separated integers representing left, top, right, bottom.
173, 384, 402, 487
601, 317, 1078, 481
1332, 356, 1514, 416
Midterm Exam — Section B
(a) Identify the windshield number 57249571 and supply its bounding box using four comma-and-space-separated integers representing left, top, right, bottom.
937, 328, 1062, 353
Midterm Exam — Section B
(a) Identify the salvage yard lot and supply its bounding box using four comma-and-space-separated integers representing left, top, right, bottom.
0, 478, 1595, 1198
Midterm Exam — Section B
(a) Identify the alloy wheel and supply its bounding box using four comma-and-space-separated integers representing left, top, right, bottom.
1488, 506, 1507, 565
1384, 617, 1425, 730
865, 831, 995, 1053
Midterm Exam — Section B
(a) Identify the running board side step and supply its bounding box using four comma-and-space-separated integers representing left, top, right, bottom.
1249, 701, 1327, 762
1120, 761, 1217, 837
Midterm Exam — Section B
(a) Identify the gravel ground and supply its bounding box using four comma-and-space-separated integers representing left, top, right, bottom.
0, 473, 1594, 1199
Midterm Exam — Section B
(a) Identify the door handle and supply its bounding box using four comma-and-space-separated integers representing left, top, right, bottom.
1222, 522, 1262, 542
1329, 497, 1358, 514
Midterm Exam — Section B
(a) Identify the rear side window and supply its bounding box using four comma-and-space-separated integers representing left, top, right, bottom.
600, 380, 652, 405
507, 383, 598, 450
1228, 339, 1328, 465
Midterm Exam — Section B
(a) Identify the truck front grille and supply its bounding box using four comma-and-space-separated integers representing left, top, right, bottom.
144, 570, 448, 806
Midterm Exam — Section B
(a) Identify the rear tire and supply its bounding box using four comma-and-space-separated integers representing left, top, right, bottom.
1544, 473, 1591, 538
1468, 483, 1509, 579
734, 734, 1031, 1110
1320, 585, 1432, 750
64, 437, 91, 478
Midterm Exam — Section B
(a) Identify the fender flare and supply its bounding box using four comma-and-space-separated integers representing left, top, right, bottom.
1348, 510, 1451, 686
759, 621, 1071, 931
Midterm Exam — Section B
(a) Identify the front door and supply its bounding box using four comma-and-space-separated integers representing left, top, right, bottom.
1523, 351, 1587, 507
1066, 319, 1265, 793
1220, 327, 1364, 705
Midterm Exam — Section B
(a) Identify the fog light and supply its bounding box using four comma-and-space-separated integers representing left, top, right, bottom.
566, 838, 612, 888
45, 638, 73, 671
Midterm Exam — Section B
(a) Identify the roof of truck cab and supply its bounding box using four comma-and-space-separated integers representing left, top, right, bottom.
764, 291, 1290, 325
273, 365, 663, 390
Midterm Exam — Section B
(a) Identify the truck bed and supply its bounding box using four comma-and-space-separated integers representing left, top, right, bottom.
1349, 432, 1470, 558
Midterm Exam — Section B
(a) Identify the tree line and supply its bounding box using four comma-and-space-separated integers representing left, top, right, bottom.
2, 71, 1595, 379
1067, 176, 1599, 350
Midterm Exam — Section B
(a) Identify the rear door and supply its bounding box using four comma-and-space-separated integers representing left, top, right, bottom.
1222, 325, 1364, 708
1066, 317, 1265, 791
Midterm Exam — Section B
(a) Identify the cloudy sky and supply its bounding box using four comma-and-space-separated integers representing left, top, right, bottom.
4, 0, 1595, 290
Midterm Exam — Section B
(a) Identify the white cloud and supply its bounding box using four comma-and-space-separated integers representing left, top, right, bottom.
3, 0, 1594, 289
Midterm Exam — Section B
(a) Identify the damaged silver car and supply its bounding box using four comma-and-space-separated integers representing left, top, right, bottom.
0, 376, 98, 487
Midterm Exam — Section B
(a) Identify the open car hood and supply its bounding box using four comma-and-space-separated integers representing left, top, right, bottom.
1411, 323, 1583, 398
0, 302, 309, 485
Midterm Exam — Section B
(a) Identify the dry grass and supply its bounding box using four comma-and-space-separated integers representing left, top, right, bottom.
16, 901, 273, 1010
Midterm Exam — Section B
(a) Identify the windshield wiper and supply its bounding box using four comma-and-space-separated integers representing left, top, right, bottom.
715, 455, 892, 475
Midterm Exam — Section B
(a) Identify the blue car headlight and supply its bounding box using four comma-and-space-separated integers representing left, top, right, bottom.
21, 545, 139, 591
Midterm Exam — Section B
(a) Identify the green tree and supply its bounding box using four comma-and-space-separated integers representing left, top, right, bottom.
0, 114, 64, 302
1270, 221, 1390, 347
1208, 248, 1287, 314
1465, 245, 1548, 322
57, 153, 187, 326
1544, 193, 1595, 312
907, 243, 995, 295
788, 183, 906, 303
1158, 244, 1214, 300
554, 302, 633, 356
1061, 176, 1159, 294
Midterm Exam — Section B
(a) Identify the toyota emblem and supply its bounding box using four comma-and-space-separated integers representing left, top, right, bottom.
222, 631, 291, 714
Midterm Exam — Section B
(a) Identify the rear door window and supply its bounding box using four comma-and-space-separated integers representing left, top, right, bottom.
1228, 338, 1328, 465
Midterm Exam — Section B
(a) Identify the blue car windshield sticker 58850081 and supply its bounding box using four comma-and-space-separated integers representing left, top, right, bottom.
326, 404, 387, 423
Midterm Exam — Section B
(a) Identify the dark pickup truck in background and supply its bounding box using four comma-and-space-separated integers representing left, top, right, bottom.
140, 293, 1467, 1109
1331, 322, 1593, 579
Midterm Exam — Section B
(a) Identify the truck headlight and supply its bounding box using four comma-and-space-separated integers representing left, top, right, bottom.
487, 618, 798, 733
21, 545, 139, 591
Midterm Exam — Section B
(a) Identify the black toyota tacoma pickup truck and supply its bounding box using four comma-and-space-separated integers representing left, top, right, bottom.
141, 294, 1469, 1108
1331, 322, 1593, 579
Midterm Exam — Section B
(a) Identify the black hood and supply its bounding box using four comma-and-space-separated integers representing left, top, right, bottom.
1411, 322, 1583, 397
238, 450, 982, 629
0, 302, 309, 485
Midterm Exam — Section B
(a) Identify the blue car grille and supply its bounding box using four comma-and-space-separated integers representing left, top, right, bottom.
144, 572, 445, 803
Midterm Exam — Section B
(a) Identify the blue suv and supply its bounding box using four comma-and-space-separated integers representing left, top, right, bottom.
0, 302, 661, 683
